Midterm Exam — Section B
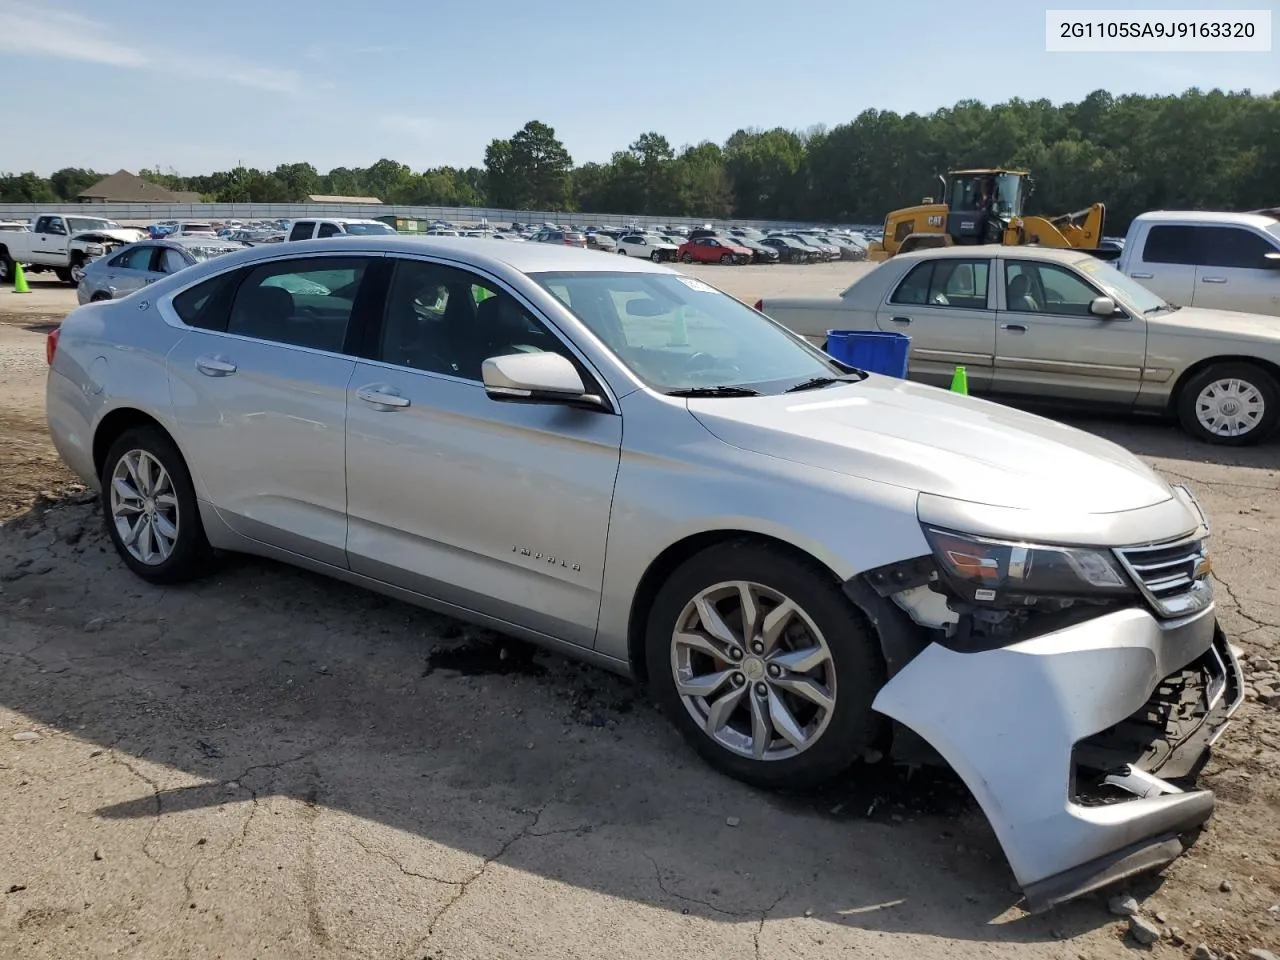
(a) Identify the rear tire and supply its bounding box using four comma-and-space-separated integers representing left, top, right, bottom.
100, 427, 213, 584
1176, 362, 1278, 446
645, 540, 885, 791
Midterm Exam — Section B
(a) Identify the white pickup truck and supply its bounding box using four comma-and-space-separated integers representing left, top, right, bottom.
0, 214, 146, 286
1116, 210, 1280, 316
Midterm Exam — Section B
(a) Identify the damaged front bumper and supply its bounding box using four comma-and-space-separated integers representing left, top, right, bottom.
870, 602, 1244, 912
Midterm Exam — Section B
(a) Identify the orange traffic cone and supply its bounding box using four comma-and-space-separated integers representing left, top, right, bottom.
13, 261, 30, 294
949, 365, 968, 395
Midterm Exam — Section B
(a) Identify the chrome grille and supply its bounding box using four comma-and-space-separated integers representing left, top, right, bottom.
1114, 536, 1212, 618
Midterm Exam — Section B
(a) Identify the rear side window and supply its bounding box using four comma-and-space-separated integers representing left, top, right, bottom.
226, 256, 371, 353
1141, 225, 1196, 265
172, 273, 234, 329
288, 221, 315, 241
1198, 227, 1277, 269
316, 222, 343, 238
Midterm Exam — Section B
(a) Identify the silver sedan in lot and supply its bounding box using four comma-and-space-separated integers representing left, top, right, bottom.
759, 245, 1280, 445
46, 236, 1241, 911
76, 237, 247, 305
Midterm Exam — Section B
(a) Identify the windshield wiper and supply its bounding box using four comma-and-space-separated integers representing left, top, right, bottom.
784, 375, 863, 393
1144, 303, 1178, 315
665, 385, 761, 398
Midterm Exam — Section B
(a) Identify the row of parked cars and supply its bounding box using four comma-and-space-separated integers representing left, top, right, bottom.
44, 230, 1242, 915
529, 225, 871, 265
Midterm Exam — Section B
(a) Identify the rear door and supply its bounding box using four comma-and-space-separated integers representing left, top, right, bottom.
163, 253, 377, 565
1129, 224, 1196, 305
1192, 225, 1280, 316
993, 257, 1145, 405
875, 257, 997, 390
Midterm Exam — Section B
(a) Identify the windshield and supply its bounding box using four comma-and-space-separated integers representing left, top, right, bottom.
342, 222, 397, 236
949, 173, 1023, 217
68, 217, 119, 232
532, 271, 843, 393
1075, 257, 1171, 314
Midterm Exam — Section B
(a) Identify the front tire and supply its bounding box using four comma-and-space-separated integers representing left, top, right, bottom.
645, 541, 885, 791
0, 251, 13, 284
1176, 362, 1278, 446
681, 253, 694, 264
650, 250, 661, 262
100, 427, 212, 584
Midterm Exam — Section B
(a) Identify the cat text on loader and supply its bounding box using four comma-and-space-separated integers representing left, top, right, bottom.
866, 169, 1110, 261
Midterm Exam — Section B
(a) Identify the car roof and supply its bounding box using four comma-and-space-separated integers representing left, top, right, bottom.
172, 235, 680, 279
1131, 210, 1279, 229
893, 243, 1092, 264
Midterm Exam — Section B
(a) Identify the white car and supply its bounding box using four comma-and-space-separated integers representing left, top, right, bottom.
167, 222, 219, 239
617, 234, 678, 262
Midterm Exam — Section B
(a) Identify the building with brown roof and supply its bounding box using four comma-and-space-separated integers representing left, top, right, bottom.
77, 170, 204, 204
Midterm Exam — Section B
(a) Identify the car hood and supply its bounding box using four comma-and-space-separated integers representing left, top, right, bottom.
1150, 305, 1280, 340
73, 229, 144, 244
687, 376, 1174, 514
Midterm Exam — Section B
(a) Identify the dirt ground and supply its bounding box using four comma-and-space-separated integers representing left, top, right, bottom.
1, 270, 1278, 960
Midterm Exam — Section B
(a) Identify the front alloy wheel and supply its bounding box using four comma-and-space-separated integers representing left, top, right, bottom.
646, 541, 884, 789
672, 581, 836, 761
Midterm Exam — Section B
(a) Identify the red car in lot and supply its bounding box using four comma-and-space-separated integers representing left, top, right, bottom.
677, 237, 753, 265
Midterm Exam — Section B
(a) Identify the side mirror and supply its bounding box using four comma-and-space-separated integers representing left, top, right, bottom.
1089, 296, 1122, 318
481, 352, 605, 410
1264, 251, 1280, 269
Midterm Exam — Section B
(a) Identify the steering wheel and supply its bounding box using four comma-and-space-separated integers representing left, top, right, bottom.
683, 352, 740, 379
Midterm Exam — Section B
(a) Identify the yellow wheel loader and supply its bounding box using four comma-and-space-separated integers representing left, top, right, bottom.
866, 169, 1112, 261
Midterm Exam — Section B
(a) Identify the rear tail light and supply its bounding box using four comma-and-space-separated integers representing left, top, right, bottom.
46, 327, 61, 365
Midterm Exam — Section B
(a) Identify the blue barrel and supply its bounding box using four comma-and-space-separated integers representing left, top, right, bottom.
826, 330, 911, 378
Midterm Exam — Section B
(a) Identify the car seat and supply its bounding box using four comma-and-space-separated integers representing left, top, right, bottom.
232, 285, 295, 342
1007, 273, 1041, 312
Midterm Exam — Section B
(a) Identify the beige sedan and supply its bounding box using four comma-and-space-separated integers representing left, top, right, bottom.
758, 245, 1280, 445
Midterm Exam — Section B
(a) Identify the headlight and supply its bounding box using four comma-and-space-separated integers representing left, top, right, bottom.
85, 244, 105, 255
923, 528, 1132, 603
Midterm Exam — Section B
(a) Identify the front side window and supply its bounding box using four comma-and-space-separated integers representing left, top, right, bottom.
1004, 261, 1102, 316
226, 257, 369, 352
288, 221, 314, 242
1198, 227, 1278, 269
160, 248, 190, 274
112, 245, 157, 271
533, 271, 841, 393
1141, 225, 1196, 265
377, 259, 567, 381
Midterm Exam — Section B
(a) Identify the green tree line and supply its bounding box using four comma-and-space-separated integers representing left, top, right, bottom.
3, 89, 1276, 229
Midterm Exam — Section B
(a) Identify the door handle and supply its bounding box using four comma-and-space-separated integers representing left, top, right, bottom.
356, 385, 410, 409
195, 356, 237, 377
890, 316, 912, 325
1201, 277, 1227, 284
1129, 272, 1154, 279
1001, 323, 1027, 333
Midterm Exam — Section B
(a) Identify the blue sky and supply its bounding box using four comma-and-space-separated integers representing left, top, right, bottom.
0, 0, 1273, 176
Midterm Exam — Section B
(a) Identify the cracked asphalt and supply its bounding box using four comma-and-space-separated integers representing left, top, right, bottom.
1, 272, 1278, 959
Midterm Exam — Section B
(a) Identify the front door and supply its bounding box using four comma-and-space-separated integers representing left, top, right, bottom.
993, 258, 1146, 405
1130, 224, 1196, 306
163, 254, 375, 566
31, 216, 69, 266
344, 257, 623, 647
1191, 225, 1280, 317
875, 256, 997, 390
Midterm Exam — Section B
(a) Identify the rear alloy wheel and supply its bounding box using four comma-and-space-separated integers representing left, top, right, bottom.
646, 541, 884, 790
101, 427, 212, 583
1177, 362, 1278, 445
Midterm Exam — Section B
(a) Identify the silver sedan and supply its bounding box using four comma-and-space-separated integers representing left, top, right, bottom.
46, 235, 1239, 910
76, 238, 246, 305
